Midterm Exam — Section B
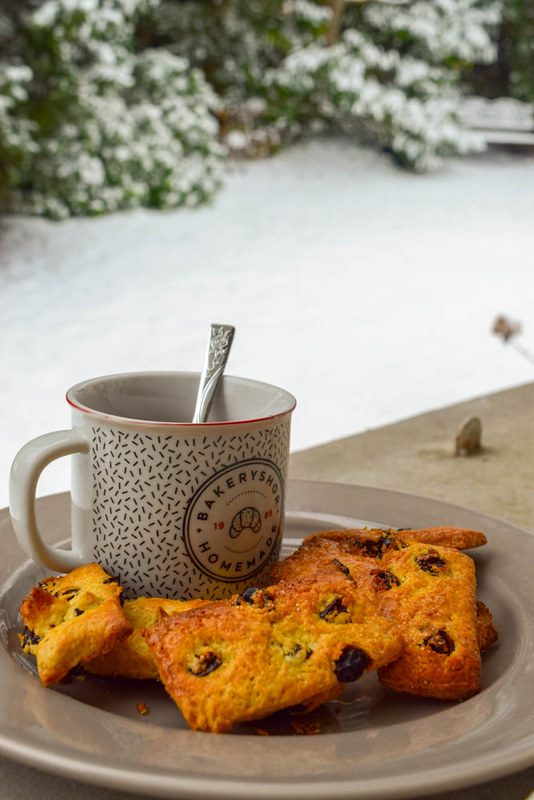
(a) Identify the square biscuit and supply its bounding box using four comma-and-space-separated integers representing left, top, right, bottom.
371, 543, 482, 699
272, 537, 484, 700
144, 572, 403, 733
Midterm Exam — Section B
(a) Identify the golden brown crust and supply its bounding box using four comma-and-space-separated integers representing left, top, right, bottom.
144, 572, 403, 733
476, 600, 499, 651
19, 563, 132, 686
85, 597, 208, 680
271, 536, 363, 584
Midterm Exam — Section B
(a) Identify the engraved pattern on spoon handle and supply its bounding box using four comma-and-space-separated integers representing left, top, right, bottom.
193, 324, 235, 423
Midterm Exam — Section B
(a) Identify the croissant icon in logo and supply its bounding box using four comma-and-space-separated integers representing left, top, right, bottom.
183, 458, 283, 582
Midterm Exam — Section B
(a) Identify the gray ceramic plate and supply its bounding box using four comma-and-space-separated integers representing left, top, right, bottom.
0, 480, 533, 799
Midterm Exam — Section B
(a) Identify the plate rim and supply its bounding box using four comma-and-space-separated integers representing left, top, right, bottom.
1, 481, 534, 800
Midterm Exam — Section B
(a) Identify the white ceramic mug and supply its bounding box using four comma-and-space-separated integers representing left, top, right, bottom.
9, 372, 296, 599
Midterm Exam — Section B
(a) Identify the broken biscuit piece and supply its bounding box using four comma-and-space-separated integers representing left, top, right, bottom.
19, 563, 132, 686
85, 596, 208, 680
144, 572, 403, 733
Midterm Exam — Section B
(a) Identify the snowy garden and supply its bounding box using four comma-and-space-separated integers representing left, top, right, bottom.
1, 0, 531, 218
1, 1, 534, 506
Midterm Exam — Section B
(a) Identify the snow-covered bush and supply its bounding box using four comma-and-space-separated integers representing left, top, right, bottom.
154, 0, 332, 95
250, 0, 502, 169
161, 0, 502, 170
504, 0, 534, 102
467, 0, 534, 102
152, 0, 334, 155
0, 63, 37, 209
257, 24, 497, 170
0, 0, 506, 219
0, 0, 224, 218
359, 0, 501, 64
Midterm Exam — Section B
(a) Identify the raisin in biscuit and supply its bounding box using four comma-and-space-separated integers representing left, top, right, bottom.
19, 563, 132, 686
85, 596, 208, 680
144, 572, 403, 733
301, 526, 487, 552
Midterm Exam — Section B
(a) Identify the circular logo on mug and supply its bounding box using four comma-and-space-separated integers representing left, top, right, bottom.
183, 458, 284, 582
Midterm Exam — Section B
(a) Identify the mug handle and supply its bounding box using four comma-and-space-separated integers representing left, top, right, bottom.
9, 429, 90, 572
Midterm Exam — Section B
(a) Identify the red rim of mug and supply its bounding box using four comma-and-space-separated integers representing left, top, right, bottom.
66, 372, 296, 428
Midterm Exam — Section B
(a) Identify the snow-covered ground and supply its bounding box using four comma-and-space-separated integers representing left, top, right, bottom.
1, 137, 534, 509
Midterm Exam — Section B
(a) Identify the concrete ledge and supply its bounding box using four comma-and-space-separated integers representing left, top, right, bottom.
290, 381, 534, 530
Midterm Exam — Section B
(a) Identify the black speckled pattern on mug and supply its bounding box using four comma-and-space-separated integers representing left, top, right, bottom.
89, 421, 290, 599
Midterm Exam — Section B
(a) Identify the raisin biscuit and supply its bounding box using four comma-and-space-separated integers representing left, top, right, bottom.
19, 563, 132, 686
375, 543, 481, 699
85, 596, 207, 680
301, 526, 487, 552
297, 541, 483, 699
273, 538, 484, 699
271, 527, 485, 585
274, 536, 495, 656
144, 572, 403, 733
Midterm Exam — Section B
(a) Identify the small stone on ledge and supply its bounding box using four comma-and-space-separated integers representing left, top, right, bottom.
455, 416, 482, 456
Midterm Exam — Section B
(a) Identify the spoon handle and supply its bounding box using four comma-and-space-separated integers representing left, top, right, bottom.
192, 324, 235, 423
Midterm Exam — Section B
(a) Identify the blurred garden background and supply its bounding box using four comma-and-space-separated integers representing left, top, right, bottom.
1, 0, 533, 216
1, 0, 534, 506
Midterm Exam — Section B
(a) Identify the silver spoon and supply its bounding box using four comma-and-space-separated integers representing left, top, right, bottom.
192, 323, 235, 423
